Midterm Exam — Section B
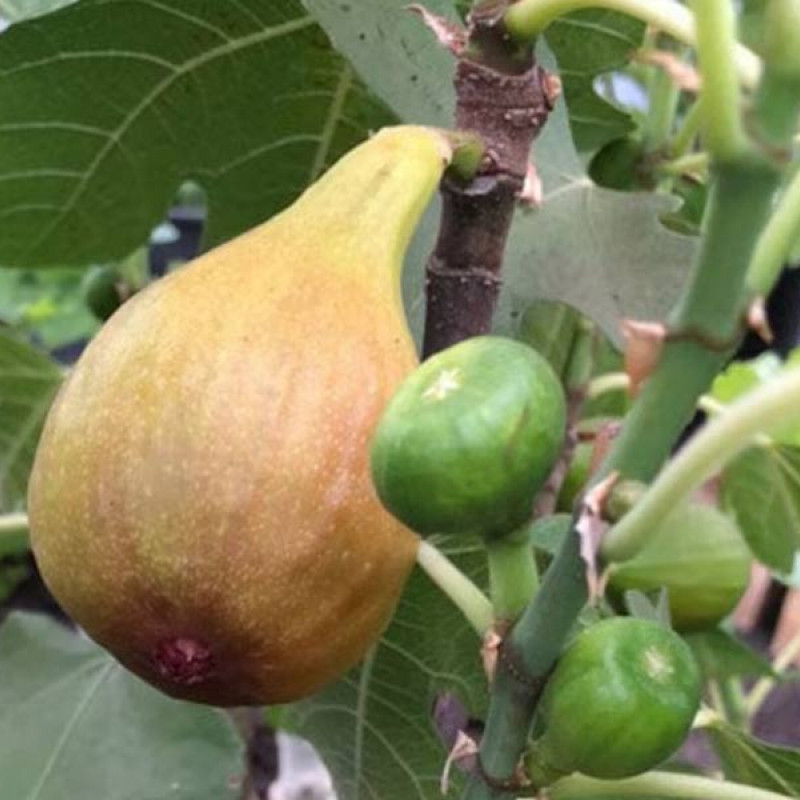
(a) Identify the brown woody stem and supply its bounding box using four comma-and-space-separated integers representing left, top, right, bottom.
422, 19, 555, 357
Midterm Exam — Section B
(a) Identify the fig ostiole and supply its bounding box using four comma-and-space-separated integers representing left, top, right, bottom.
28, 126, 452, 706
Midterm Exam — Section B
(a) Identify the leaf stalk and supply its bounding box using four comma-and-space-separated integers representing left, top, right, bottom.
416, 540, 493, 636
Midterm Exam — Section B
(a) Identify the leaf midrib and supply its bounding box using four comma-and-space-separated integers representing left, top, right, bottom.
25, 662, 114, 800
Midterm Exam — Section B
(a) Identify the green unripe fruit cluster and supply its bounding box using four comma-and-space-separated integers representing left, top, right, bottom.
535, 617, 701, 780
370, 336, 566, 540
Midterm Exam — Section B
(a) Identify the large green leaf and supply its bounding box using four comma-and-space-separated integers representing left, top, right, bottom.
496, 92, 693, 344
0, 612, 243, 800
0, 0, 693, 338
0, 331, 62, 512
288, 536, 489, 800
304, 0, 694, 342
0, 0, 393, 266
721, 445, 800, 574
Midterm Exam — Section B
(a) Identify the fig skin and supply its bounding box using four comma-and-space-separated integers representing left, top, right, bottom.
371, 336, 566, 540
609, 503, 752, 631
28, 127, 451, 706
535, 618, 701, 780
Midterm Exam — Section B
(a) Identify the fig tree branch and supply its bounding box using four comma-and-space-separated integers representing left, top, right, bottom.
421, 15, 555, 357
748, 165, 800, 295
466, 160, 784, 800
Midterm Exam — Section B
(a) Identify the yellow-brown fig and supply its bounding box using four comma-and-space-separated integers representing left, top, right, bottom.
28, 126, 452, 706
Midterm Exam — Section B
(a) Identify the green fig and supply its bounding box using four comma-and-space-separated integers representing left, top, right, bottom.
533, 618, 701, 780
28, 126, 453, 706
371, 336, 566, 540
609, 503, 752, 631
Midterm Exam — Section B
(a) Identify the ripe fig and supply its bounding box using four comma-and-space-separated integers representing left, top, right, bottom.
609, 503, 752, 631
28, 126, 453, 706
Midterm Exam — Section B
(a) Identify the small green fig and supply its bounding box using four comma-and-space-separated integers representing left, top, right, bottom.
533, 617, 701, 780
609, 503, 752, 631
370, 336, 566, 540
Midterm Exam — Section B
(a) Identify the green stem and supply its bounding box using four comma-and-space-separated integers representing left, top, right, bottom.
748, 164, 800, 296
463, 512, 587, 800
565, 318, 596, 392
0, 512, 29, 557
751, 70, 800, 147
721, 678, 750, 730
671, 100, 703, 157
708, 679, 729, 722
709, 678, 749, 729
658, 152, 710, 177
587, 372, 629, 399
643, 40, 683, 152
746, 626, 800, 717
690, 0, 747, 162
698, 395, 773, 447
551, 770, 793, 800
416, 540, 493, 636
589, 372, 774, 447
603, 361, 800, 562
762, 0, 800, 79
604, 164, 778, 484
487, 530, 539, 624
503, 0, 761, 89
